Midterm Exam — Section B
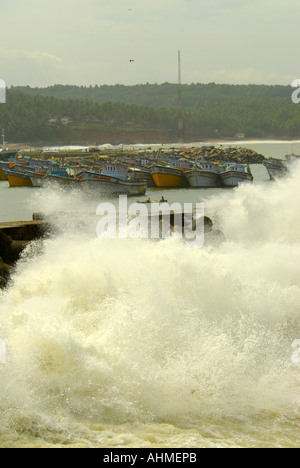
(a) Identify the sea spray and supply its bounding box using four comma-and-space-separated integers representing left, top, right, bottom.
0, 163, 300, 446
205, 162, 300, 244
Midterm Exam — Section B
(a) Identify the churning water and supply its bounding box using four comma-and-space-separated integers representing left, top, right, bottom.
0, 159, 299, 448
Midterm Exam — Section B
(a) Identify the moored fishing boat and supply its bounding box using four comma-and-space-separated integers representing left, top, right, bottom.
150, 164, 188, 188
8, 159, 27, 168
185, 162, 221, 188
130, 167, 156, 187
3, 168, 33, 187
28, 172, 79, 188
43, 173, 80, 187
4, 162, 46, 187
29, 173, 45, 187
168, 158, 193, 172
263, 158, 289, 180
77, 170, 147, 196
101, 163, 130, 180
219, 163, 253, 187
102, 162, 155, 187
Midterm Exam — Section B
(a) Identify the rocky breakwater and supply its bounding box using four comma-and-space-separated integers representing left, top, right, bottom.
184, 146, 266, 164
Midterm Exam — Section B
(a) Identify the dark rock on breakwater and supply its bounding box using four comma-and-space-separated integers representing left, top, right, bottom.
176, 146, 266, 164
113, 146, 265, 165
20, 144, 265, 166
0, 221, 48, 289
88, 145, 265, 166
0, 258, 12, 289
0, 230, 22, 288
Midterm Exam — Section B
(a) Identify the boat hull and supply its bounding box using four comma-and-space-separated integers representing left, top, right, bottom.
98, 163, 154, 188
263, 162, 288, 180
185, 170, 220, 188
29, 176, 43, 187
151, 166, 188, 188
5, 171, 33, 187
46, 174, 79, 187
151, 173, 187, 187
78, 172, 146, 196
220, 171, 253, 187
131, 171, 156, 187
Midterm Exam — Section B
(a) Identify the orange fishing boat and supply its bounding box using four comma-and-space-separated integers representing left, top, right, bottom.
8, 160, 27, 168
4, 169, 33, 187
150, 165, 188, 188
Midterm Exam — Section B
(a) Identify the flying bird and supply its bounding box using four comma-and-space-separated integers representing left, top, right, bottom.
129, 59, 134, 62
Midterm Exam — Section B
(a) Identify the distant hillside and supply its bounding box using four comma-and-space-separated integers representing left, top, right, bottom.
0, 83, 299, 145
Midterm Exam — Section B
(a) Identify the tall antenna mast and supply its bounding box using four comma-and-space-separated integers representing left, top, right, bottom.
177, 50, 183, 143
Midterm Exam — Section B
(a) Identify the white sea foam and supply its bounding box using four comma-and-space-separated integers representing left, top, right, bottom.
0, 163, 300, 447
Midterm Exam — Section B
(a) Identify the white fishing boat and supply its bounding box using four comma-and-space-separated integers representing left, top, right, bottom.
185, 162, 221, 188
102, 162, 155, 187
29, 173, 45, 187
77, 170, 147, 196
168, 158, 193, 172
263, 158, 288, 180
219, 164, 253, 187
30, 172, 79, 188
101, 163, 130, 180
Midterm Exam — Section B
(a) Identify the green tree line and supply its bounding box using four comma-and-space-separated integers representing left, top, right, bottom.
13, 82, 294, 108
0, 84, 299, 143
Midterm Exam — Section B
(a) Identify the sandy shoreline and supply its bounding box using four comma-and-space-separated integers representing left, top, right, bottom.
5, 138, 300, 152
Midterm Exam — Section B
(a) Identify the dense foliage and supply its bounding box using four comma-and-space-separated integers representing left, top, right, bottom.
0, 83, 299, 143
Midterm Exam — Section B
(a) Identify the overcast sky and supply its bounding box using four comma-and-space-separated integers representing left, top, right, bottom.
0, 0, 299, 87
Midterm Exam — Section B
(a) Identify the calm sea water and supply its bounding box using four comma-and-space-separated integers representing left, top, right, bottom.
0, 141, 299, 448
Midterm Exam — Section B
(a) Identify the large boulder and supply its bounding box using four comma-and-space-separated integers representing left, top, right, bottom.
0, 230, 29, 265
0, 257, 13, 288
0, 230, 15, 265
